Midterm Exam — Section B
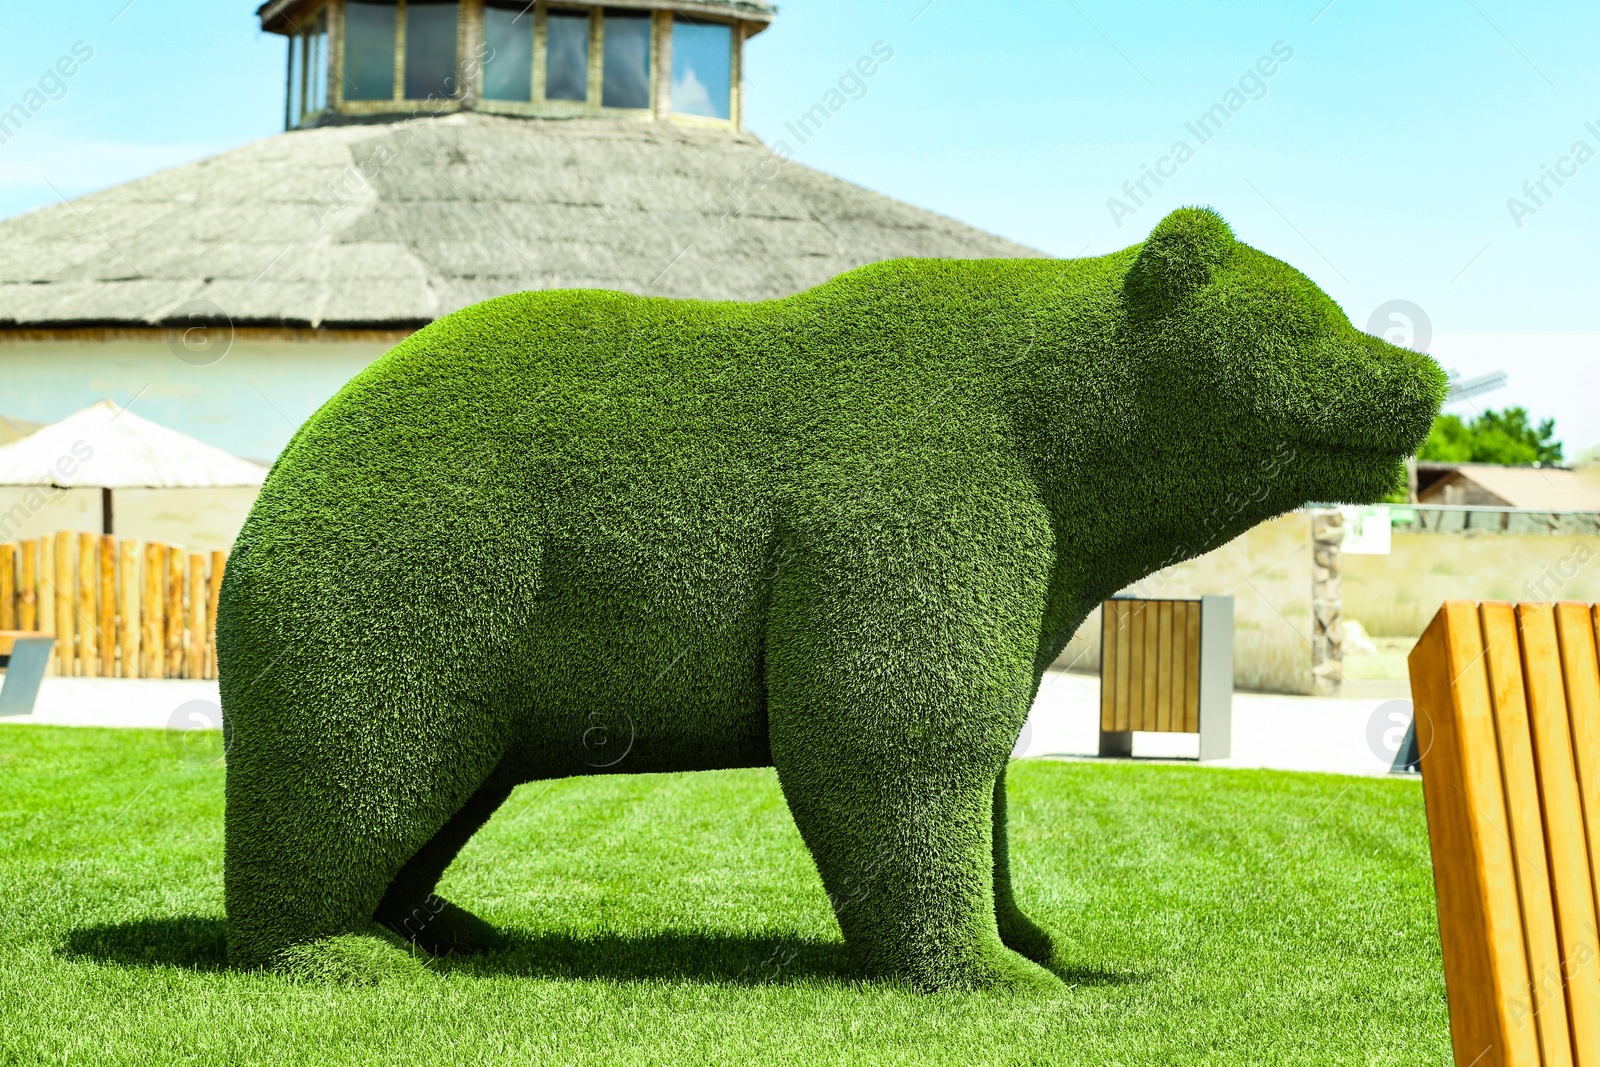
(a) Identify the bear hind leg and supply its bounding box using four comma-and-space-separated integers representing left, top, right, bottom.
373, 755, 521, 957
992, 765, 1058, 966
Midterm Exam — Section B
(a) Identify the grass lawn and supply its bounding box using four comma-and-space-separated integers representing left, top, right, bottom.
0, 725, 1450, 1065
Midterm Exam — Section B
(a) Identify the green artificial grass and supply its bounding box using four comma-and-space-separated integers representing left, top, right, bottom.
0, 726, 1450, 1065
218, 206, 1446, 986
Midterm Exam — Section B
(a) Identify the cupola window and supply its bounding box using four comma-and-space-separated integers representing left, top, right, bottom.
481, 3, 535, 102
404, 1, 461, 100
344, 1, 397, 100
671, 17, 731, 120
545, 9, 592, 102
600, 9, 652, 110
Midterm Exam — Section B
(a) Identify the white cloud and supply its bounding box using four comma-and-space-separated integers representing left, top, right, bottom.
671, 68, 718, 119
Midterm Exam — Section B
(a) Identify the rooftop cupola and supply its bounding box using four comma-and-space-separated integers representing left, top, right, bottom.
257, 0, 774, 129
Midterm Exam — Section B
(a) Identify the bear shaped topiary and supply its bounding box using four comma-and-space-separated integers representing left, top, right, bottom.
218, 206, 1444, 990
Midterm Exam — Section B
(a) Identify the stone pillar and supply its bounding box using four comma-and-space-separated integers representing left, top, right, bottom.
1310, 508, 1343, 697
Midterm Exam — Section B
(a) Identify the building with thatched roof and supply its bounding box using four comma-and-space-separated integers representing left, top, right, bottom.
0, 0, 1039, 463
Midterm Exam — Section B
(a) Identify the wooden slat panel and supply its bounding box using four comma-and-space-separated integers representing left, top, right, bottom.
1100, 604, 1116, 732
207, 550, 225, 680
1183, 601, 1201, 734
1114, 601, 1132, 733
186, 554, 206, 679
1411, 601, 1539, 1067
97, 535, 115, 679
1140, 602, 1159, 731
1155, 601, 1174, 732
18, 540, 37, 632
1126, 603, 1145, 732
1481, 603, 1574, 1065
53, 531, 74, 676
0, 542, 15, 631
75, 533, 97, 677
140, 543, 164, 679
165, 549, 185, 679
118, 541, 141, 679
1518, 602, 1600, 1064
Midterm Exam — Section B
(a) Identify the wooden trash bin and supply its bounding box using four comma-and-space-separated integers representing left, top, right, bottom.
1098, 595, 1234, 761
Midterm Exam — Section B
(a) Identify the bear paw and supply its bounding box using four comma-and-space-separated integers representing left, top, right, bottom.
274, 928, 434, 985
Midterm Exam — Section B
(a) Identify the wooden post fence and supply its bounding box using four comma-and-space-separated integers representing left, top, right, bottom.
0, 533, 227, 680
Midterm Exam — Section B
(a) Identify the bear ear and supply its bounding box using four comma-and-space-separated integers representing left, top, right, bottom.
1123, 206, 1236, 316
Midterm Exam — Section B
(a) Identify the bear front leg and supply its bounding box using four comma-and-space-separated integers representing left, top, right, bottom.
993, 765, 1057, 966
769, 711, 1059, 992
764, 569, 1061, 989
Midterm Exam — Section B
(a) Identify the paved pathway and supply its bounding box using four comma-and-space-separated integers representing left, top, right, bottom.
1019, 670, 1415, 778
3, 673, 1419, 779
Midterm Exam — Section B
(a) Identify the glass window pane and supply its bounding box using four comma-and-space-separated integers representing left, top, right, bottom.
405, 1, 459, 100
545, 11, 589, 102
482, 5, 533, 101
671, 19, 730, 120
310, 15, 329, 113
601, 10, 651, 109
288, 34, 303, 122
344, 1, 397, 101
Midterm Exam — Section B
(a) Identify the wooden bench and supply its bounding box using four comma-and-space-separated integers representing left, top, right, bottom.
0, 630, 56, 717
1409, 600, 1600, 1067
1098, 595, 1233, 760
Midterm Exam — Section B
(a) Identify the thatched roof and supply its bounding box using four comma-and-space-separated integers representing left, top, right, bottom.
0, 401, 267, 489
0, 114, 1040, 331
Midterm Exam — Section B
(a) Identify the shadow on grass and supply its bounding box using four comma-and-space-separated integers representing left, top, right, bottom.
62, 916, 229, 971
61, 916, 1150, 989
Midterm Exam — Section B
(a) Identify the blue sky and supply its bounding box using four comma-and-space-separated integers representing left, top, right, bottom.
3, 0, 1596, 454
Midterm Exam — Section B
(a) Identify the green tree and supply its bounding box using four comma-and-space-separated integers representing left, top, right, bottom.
1418, 406, 1562, 466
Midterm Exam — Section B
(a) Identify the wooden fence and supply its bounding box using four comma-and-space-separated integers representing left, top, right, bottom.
0, 533, 226, 679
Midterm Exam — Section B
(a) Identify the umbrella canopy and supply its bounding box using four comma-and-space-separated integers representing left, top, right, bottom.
0, 400, 267, 489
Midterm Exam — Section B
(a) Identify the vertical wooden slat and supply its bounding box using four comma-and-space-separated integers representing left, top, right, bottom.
1517, 602, 1600, 1064
97, 535, 115, 677
118, 540, 141, 679
53, 531, 75, 676
1555, 600, 1600, 1054
1480, 603, 1574, 1065
1164, 601, 1177, 735
207, 551, 225, 680
1139, 603, 1159, 732
1114, 601, 1132, 734
186, 553, 206, 679
1124, 603, 1144, 733
141, 543, 165, 678
32, 538, 52, 675
0, 542, 15, 630
1099, 604, 1116, 732
1556, 602, 1600, 871
166, 548, 186, 679
1410, 601, 1539, 1067
18, 539, 37, 632
1169, 599, 1188, 732
1183, 601, 1201, 733
75, 532, 98, 677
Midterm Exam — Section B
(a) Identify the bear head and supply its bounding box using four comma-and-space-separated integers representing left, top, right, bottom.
1111, 206, 1445, 556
